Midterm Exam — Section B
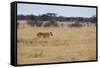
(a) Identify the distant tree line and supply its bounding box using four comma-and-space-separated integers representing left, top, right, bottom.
17, 13, 96, 27
17, 13, 96, 23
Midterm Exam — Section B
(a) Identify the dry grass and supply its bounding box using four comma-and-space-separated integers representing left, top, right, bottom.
17, 24, 96, 64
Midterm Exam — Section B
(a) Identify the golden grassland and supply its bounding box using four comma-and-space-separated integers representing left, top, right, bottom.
17, 24, 96, 64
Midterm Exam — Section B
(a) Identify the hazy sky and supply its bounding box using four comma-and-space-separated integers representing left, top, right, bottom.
17, 3, 96, 17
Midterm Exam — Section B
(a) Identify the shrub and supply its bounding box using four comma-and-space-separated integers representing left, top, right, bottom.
68, 22, 82, 27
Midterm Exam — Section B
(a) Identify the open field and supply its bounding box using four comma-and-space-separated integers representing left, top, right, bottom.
17, 24, 96, 64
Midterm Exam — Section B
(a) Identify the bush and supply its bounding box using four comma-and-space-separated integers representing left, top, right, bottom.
68, 23, 82, 27
36, 21, 43, 27
44, 22, 51, 27
27, 20, 35, 26
61, 23, 64, 27
52, 23, 59, 27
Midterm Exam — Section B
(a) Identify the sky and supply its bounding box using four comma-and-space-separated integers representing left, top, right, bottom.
17, 3, 96, 18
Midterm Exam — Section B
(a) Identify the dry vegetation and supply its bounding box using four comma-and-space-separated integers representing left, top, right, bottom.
17, 22, 96, 64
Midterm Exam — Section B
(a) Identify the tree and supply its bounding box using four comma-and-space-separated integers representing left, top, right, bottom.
90, 15, 96, 23
17, 15, 25, 20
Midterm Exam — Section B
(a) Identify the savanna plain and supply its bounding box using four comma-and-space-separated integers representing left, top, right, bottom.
17, 22, 96, 64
